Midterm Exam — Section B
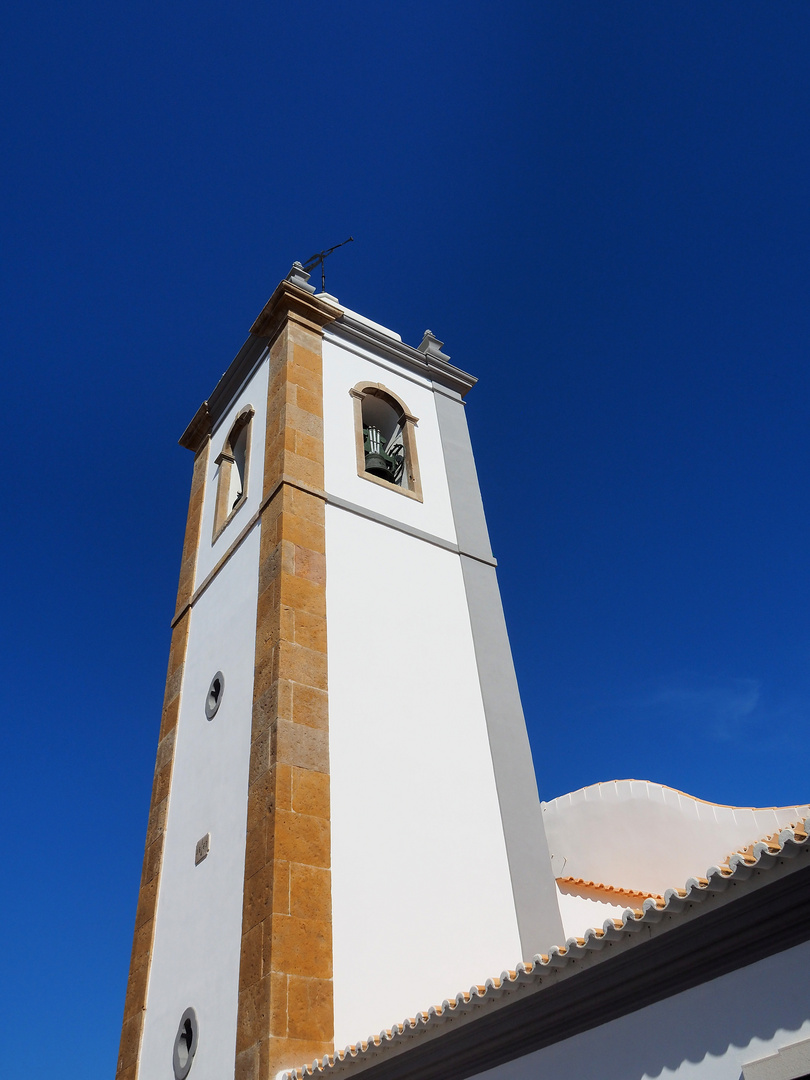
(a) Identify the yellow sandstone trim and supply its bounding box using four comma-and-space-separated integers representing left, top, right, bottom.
236, 287, 339, 1080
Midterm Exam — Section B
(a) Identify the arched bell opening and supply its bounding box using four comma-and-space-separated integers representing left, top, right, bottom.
361, 393, 405, 485
350, 383, 422, 501
228, 423, 248, 510
212, 405, 254, 541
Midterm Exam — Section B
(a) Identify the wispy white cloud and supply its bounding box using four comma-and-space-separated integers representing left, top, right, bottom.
638, 675, 761, 742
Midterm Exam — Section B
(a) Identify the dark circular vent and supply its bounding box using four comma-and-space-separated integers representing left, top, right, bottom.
173, 1007, 198, 1079
205, 672, 224, 720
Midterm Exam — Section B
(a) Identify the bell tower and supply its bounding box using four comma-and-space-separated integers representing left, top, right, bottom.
116, 266, 563, 1080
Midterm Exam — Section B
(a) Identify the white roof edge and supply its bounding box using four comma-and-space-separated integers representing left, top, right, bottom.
542, 779, 810, 895
543, 778, 810, 814
317, 296, 403, 341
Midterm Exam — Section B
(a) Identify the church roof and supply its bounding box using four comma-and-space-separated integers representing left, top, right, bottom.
279, 814, 810, 1080
543, 779, 810, 895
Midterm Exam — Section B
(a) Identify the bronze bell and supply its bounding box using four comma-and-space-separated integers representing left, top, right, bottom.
364, 452, 398, 483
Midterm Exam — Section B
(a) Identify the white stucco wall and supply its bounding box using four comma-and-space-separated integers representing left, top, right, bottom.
321, 333, 457, 543
195, 357, 269, 586
467, 940, 810, 1080
138, 528, 260, 1080
326, 504, 522, 1048
556, 886, 630, 939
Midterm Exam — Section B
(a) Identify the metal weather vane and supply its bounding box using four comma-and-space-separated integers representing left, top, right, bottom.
302, 236, 354, 293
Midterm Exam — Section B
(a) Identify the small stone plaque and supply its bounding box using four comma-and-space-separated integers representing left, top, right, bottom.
195, 833, 210, 865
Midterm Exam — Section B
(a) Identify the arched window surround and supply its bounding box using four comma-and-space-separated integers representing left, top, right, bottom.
212, 404, 254, 541
350, 382, 422, 501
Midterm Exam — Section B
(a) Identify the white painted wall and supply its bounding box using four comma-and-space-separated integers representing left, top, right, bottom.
195, 356, 269, 586
326, 504, 522, 1048
468, 940, 810, 1080
544, 780, 810, 895
321, 333, 457, 543
555, 886, 630, 940
138, 527, 260, 1080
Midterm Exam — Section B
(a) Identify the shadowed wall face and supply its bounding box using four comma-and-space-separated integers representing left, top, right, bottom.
462, 942, 810, 1080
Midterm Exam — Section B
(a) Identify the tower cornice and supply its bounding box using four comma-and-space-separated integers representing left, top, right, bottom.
249, 278, 342, 338
328, 315, 478, 401
179, 282, 342, 453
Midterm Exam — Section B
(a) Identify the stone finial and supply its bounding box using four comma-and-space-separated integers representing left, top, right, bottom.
286, 261, 317, 294
417, 329, 450, 362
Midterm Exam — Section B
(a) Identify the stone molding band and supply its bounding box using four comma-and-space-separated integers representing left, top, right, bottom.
171, 475, 328, 627
172, 486, 498, 629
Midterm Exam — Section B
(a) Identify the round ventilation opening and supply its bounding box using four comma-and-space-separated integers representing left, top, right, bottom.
205, 672, 224, 720
173, 1007, 198, 1079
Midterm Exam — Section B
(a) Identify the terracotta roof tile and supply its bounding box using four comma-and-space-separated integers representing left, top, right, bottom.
556, 876, 664, 903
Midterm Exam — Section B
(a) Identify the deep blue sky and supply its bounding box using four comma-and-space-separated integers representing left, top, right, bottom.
3, 2, 810, 1075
